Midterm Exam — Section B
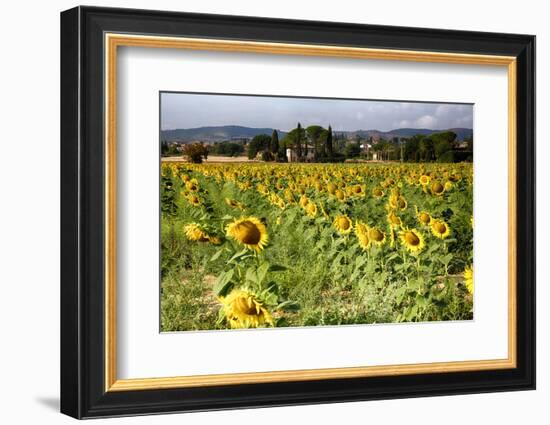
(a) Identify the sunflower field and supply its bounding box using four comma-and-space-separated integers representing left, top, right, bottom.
160, 161, 474, 332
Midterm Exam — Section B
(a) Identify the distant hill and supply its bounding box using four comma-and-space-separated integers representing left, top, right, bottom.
161, 125, 287, 143
161, 125, 472, 143
342, 127, 473, 141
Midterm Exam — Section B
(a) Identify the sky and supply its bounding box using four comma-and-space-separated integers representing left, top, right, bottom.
160, 92, 473, 132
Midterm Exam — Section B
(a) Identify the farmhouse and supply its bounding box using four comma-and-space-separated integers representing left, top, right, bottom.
285, 145, 315, 162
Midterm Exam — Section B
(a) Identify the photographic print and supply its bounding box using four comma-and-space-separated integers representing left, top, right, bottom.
160, 92, 474, 332
61, 9, 535, 417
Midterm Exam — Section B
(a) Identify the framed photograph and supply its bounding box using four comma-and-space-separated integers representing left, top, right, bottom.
60, 6, 535, 419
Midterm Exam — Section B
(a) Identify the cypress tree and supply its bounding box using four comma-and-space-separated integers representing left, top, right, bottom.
326, 125, 333, 157
296, 123, 303, 159
271, 129, 279, 155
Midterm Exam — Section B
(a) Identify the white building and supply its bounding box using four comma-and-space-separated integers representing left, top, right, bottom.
286, 146, 316, 162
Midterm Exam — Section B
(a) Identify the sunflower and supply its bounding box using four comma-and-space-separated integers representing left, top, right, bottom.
450, 172, 463, 183
417, 211, 432, 226
225, 197, 245, 210
238, 181, 251, 191
299, 195, 309, 209
334, 189, 346, 202
256, 183, 269, 196
275, 198, 286, 210
306, 201, 318, 218
226, 217, 268, 252
395, 196, 407, 211
183, 223, 210, 242
185, 179, 199, 192
283, 189, 295, 204
187, 194, 201, 207
368, 227, 386, 246
387, 212, 402, 228
219, 288, 273, 329
464, 265, 474, 294
351, 184, 366, 197
327, 182, 337, 195
372, 187, 384, 198
388, 192, 407, 211
419, 174, 431, 186
431, 219, 451, 239
208, 235, 223, 245
430, 181, 445, 196
333, 215, 353, 234
355, 221, 370, 250
269, 193, 285, 210
399, 228, 425, 253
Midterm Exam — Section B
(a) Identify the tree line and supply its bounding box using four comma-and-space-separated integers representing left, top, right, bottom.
247, 124, 472, 163
372, 131, 473, 163
161, 140, 181, 156
247, 123, 337, 162
165, 124, 473, 164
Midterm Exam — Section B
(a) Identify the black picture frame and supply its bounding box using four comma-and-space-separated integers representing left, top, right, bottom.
61, 5, 536, 419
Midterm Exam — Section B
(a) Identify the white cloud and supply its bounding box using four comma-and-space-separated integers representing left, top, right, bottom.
414, 115, 437, 128
395, 119, 411, 128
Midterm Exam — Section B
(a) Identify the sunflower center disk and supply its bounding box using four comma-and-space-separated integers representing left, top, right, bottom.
432, 182, 444, 193
235, 221, 261, 245
405, 232, 420, 246
338, 218, 351, 230
369, 229, 384, 241
435, 223, 447, 234
235, 297, 259, 315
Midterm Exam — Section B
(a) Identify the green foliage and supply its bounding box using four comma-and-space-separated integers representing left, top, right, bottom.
209, 141, 244, 156
271, 129, 279, 155
306, 125, 325, 159
466, 136, 474, 152
161, 141, 181, 157
182, 143, 209, 163
281, 124, 308, 161
247, 134, 271, 159
160, 174, 178, 216
261, 150, 274, 161
344, 142, 361, 158
438, 150, 455, 163
395, 131, 473, 163
404, 137, 420, 161
326, 125, 333, 157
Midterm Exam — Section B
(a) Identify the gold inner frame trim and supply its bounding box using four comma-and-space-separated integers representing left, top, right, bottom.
104, 33, 517, 392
